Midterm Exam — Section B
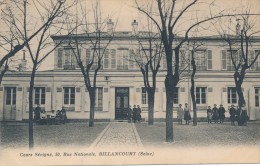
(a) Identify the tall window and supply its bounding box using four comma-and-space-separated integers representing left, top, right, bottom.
196, 87, 207, 104
252, 50, 260, 71
63, 87, 75, 105
86, 48, 103, 70
57, 48, 63, 68
34, 87, 45, 105
142, 87, 147, 105
227, 87, 237, 104
117, 49, 129, 70
222, 50, 240, 70
95, 87, 103, 111
195, 50, 207, 71
5, 87, 16, 105
64, 48, 80, 69
173, 87, 179, 104
255, 88, 260, 107
103, 49, 116, 69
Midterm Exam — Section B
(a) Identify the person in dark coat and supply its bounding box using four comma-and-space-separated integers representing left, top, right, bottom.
207, 106, 213, 124
34, 104, 41, 122
183, 103, 191, 125
137, 105, 142, 123
212, 104, 219, 123
127, 106, 133, 123
133, 105, 138, 123
218, 104, 226, 123
61, 106, 67, 124
177, 104, 184, 125
229, 104, 236, 126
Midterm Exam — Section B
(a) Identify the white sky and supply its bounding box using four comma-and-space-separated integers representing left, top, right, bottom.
4, 0, 260, 71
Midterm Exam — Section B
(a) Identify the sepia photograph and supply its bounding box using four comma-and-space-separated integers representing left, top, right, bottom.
0, 0, 259, 165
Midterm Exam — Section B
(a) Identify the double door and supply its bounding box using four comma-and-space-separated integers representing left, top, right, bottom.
4, 87, 17, 120
115, 87, 129, 120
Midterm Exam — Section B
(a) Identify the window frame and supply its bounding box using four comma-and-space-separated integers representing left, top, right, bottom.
95, 87, 103, 111
63, 87, 75, 106
195, 87, 207, 105
34, 87, 46, 106
227, 87, 237, 104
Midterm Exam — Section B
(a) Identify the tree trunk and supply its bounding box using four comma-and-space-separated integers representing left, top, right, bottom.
29, 65, 37, 149
147, 91, 155, 125
191, 53, 197, 126
235, 80, 245, 107
234, 71, 246, 107
89, 87, 96, 127
165, 74, 175, 142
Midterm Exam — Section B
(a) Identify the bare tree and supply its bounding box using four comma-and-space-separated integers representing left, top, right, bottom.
186, 39, 204, 126
135, 0, 260, 142
16, 0, 76, 149
216, 15, 260, 107
0, 0, 72, 85
65, 0, 116, 127
131, 28, 164, 125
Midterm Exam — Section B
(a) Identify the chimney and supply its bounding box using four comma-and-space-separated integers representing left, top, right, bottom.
236, 19, 241, 36
132, 20, 138, 35
107, 18, 114, 35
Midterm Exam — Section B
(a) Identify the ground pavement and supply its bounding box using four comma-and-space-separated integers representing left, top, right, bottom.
88, 122, 144, 150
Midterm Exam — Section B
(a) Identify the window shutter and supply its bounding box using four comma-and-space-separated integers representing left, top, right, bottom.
207, 50, 212, 70
249, 50, 255, 70
75, 49, 81, 68
103, 49, 109, 69
111, 49, 116, 69
221, 50, 227, 70
86, 49, 91, 66
58, 48, 63, 68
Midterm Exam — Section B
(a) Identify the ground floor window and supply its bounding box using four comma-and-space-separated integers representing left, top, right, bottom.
196, 87, 207, 104
63, 87, 75, 106
142, 87, 147, 105
255, 88, 260, 107
173, 87, 179, 104
34, 87, 45, 105
5, 87, 16, 105
95, 87, 103, 111
228, 87, 237, 104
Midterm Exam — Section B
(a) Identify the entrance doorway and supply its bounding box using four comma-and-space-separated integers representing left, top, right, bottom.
4, 87, 17, 120
115, 87, 129, 120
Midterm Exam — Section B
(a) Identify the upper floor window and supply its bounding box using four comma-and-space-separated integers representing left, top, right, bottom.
251, 50, 260, 71
103, 49, 116, 69
221, 50, 260, 71
195, 50, 212, 71
57, 48, 80, 69
117, 48, 129, 70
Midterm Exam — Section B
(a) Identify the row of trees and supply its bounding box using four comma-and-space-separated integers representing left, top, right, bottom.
0, 0, 259, 148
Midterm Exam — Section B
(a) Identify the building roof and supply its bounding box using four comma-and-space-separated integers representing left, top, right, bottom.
51, 31, 260, 43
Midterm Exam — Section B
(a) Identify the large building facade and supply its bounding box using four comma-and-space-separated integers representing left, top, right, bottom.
1, 21, 260, 122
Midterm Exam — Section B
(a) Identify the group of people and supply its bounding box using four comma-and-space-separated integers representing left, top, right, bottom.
34, 105, 67, 125
177, 103, 191, 125
207, 104, 226, 124
207, 104, 249, 126
127, 105, 142, 123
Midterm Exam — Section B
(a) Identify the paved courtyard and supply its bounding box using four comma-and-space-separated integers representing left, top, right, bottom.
89, 122, 143, 150
1, 121, 260, 150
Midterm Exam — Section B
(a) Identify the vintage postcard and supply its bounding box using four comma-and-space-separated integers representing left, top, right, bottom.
0, 0, 260, 165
